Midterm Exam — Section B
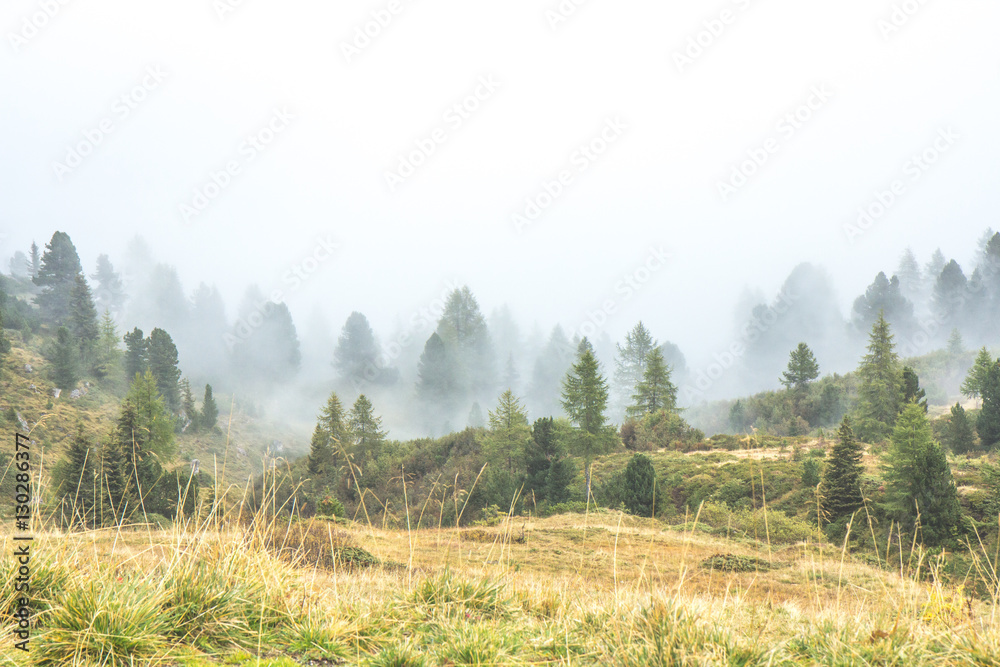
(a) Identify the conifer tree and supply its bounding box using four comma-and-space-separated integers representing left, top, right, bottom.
977, 361, 1000, 449
91, 254, 126, 315
200, 384, 219, 431
562, 338, 612, 501
349, 394, 386, 463
52, 326, 79, 392
93, 310, 121, 379
123, 327, 148, 383
28, 241, 40, 278
485, 390, 531, 473
100, 437, 128, 526
59, 424, 97, 526
180, 378, 197, 429
621, 453, 660, 517
614, 322, 657, 416
628, 347, 677, 417
0, 304, 10, 365
901, 366, 928, 413
147, 328, 181, 412
946, 403, 976, 455
820, 418, 865, 524
962, 347, 994, 407
32, 231, 83, 323
780, 342, 820, 391
69, 274, 99, 353
308, 391, 348, 476
854, 312, 902, 441
882, 403, 962, 546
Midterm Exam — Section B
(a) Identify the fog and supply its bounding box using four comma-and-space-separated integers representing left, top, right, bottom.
2, 0, 999, 438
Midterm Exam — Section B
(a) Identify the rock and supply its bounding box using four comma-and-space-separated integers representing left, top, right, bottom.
190, 459, 200, 475
70, 389, 82, 399
23, 364, 32, 373
16, 412, 29, 432
52, 388, 61, 399
237, 447, 247, 457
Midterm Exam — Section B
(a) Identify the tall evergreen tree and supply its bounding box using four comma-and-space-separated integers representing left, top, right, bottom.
524, 417, 574, 504
854, 313, 902, 442
52, 326, 79, 392
416, 332, 459, 415
100, 436, 128, 526
896, 247, 923, 306
527, 325, 575, 419
28, 241, 40, 279
882, 403, 962, 547
621, 453, 660, 517
180, 378, 198, 429
628, 347, 677, 417
0, 302, 10, 364
125, 369, 177, 461
562, 338, 613, 501
147, 328, 182, 412
123, 327, 148, 383
820, 418, 865, 525
961, 347, 994, 407
334, 312, 396, 387
485, 390, 531, 473
91, 254, 126, 315
59, 424, 97, 527
780, 342, 820, 391
924, 249, 946, 290
852, 272, 916, 336
230, 289, 301, 385
33, 231, 83, 323
901, 366, 928, 413
349, 394, 386, 463
977, 361, 1000, 449
200, 384, 219, 431
308, 391, 349, 476
614, 322, 657, 417
931, 259, 969, 325
946, 403, 976, 455
435, 286, 496, 401
70, 274, 100, 354
502, 353, 519, 393
93, 310, 121, 379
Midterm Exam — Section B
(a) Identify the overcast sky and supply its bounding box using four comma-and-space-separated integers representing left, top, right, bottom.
2, 0, 998, 367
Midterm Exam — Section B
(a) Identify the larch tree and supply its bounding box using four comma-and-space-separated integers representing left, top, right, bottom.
562, 338, 612, 502
614, 322, 657, 416
485, 390, 531, 474
349, 394, 387, 464
961, 347, 994, 407
628, 347, 677, 417
854, 312, 902, 442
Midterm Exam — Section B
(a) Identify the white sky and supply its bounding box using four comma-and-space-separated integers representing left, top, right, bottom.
2, 0, 998, 367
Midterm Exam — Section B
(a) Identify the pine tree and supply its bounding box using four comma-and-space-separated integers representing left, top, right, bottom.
527, 325, 575, 419
230, 291, 301, 385
615, 322, 657, 417
562, 338, 612, 501
93, 310, 121, 379
123, 327, 148, 383
961, 348, 993, 406
854, 313, 902, 442
70, 274, 100, 354
820, 418, 865, 524
180, 379, 197, 429
308, 391, 348, 476
896, 247, 923, 304
947, 329, 965, 357
334, 312, 390, 387
977, 361, 1000, 449
307, 425, 334, 477
901, 366, 928, 413
125, 369, 177, 461
100, 436, 128, 526
91, 254, 125, 315
882, 403, 962, 547
59, 424, 97, 526
621, 453, 660, 517
200, 384, 219, 431
931, 259, 968, 324
52, 326, 79, 392
780, 342, 820, 391
502, 353, 519, 393
946, 403, 976, 455
28, 241, 40, 278
416, 333, 458, 414
467, 402, 485, 429
147, 328, 182, 412
32, 231, 84, 324
852, 272, 916, 335
349, 394, 386, 463
485, 390, 531, 473
628, 347, 677, 417
435, 286, 496, 401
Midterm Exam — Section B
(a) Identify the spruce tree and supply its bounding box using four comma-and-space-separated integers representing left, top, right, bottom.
820, 418, 865, 524
348, 394, 386, 463
416, 333, 458, 415
100, 437, 128, 526
60, 424, 97, 526
882, 403, 962, 547
977, 361, 1000, 449
125, 370, 177, 461
334, 312, 392, 387
147, 328, 182, 412
622, 453, 660, 517
628, 347, 677, 417
52, 326, 79, 392
781, 342, 820, 391
91, 254, 125, 315
123, 327, 148, 382
200, 384, 219, 431
180, 378, 197, 429
946, 403, 976, 455
28, 241, 40, 278
93, 310, 121, 379
69, 274, 99, 354
308, 391, 348, 476
962, 348, 993, 406
614, 322, 657, 416
485, 390, 531, 474
854, 312, 902, 441
562, 338, 612, 501
901, 366, 928, 413
32, 231, 83, 324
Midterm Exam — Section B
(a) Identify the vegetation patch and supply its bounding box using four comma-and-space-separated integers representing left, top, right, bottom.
700, 553, 778, 572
